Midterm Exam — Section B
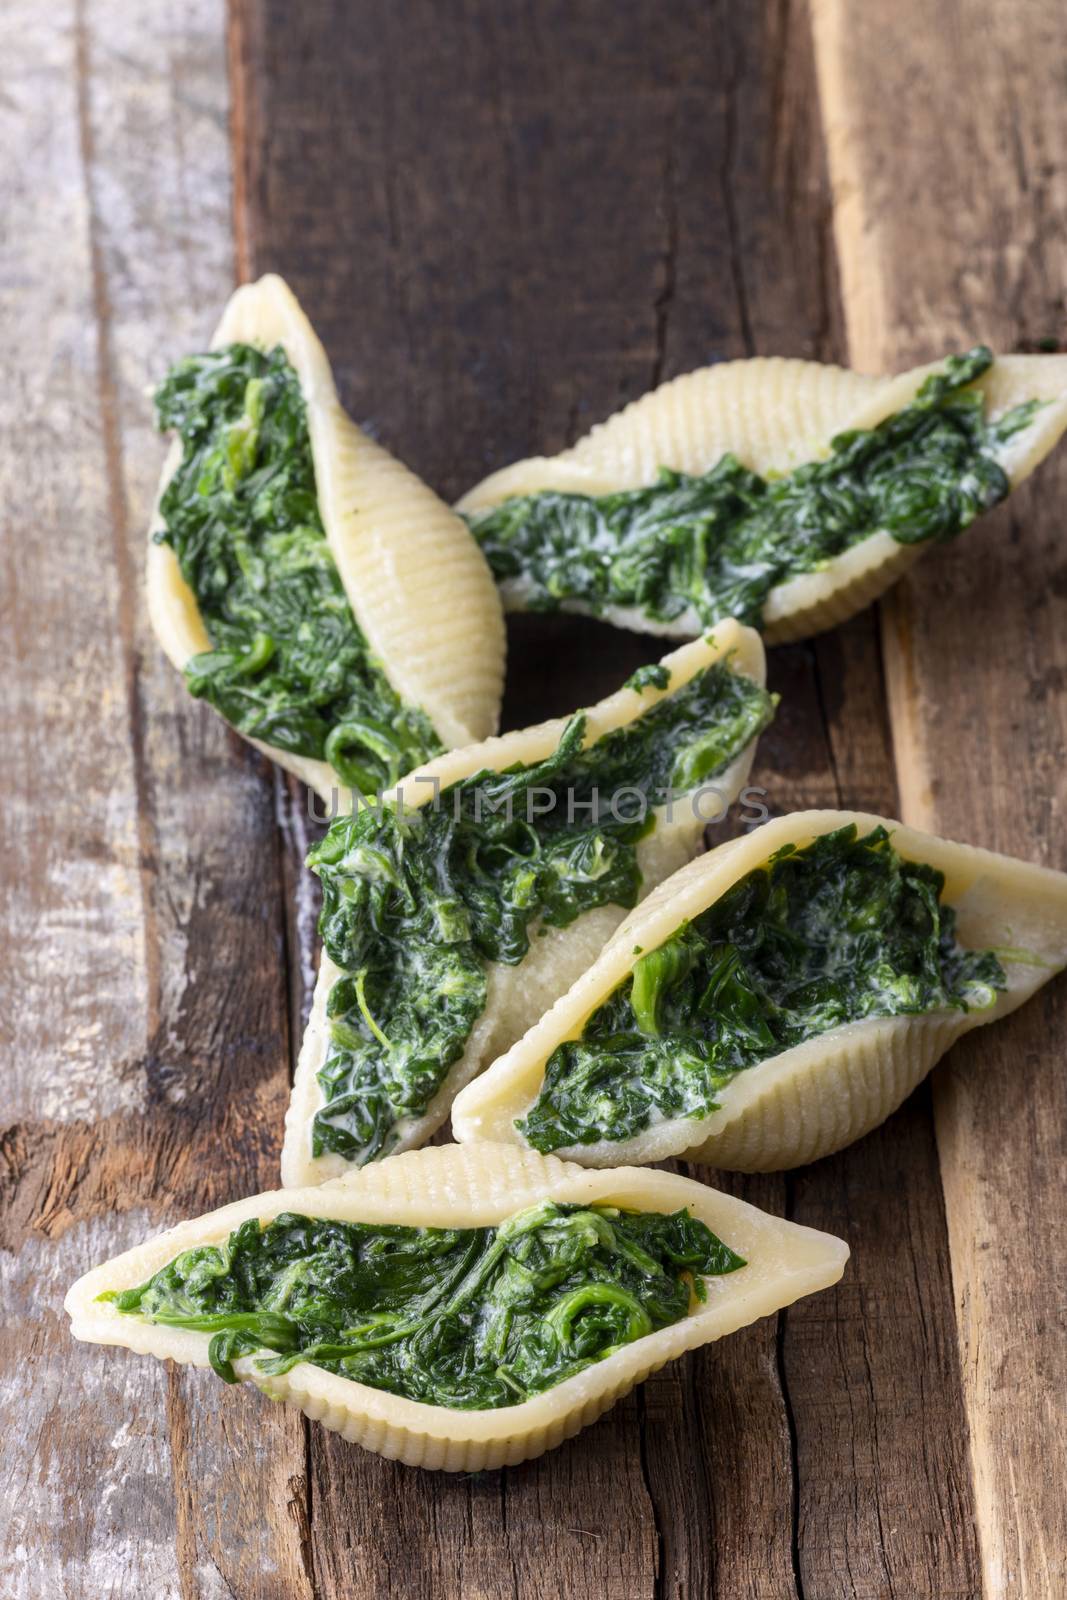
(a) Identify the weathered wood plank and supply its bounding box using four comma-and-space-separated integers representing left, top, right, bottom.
231, 3, 980, 1597
785, 1093, 983, 1600
0, 2, 308, 1595
229, 2, 806, 1593
813, 2, 1067, 1595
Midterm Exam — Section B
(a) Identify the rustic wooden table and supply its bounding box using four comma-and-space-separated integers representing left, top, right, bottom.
3, 2, 1065, 1596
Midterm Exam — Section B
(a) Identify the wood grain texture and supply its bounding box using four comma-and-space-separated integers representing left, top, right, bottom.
813, 2, 1067, 1595
0, 1, 308, 1595
5, 0, 1055, 1594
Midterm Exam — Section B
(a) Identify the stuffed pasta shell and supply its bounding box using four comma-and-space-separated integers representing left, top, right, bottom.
459, 349, 1067, 644
453, 811, 1067, 1170
65, 1142, 847, 1471
283, 622, 772, 1183
149, 274, 505, 803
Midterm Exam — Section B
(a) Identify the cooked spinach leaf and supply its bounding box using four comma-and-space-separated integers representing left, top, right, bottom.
625, 662, 672, 693
154, 343, 441, 789
520, 823, 1006, 1152
104, 1201, 744, 1409
307, 660, 775, 1166
467, 349, 1040, 628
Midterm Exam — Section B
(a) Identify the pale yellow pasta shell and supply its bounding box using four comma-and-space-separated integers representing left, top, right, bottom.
457, 353, 1067, 644
282, 622, 768, 1185
64, 1142, 848, 1471
148, 274, 505, 800
452, 810, 1067, 1171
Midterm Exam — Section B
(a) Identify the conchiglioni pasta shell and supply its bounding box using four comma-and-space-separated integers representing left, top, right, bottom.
457, 353, 1067, 645
148, 274, 505, 801
452, 810, 1067, 1171
282, 622, 767, 1186
64, 1142, 847, 1471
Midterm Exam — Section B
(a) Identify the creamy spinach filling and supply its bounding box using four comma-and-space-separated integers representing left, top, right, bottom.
103, 1201, 744, 1409
154, 343, 442, 790
520, 824, 1007, 1153
467, 349, 1039, 629
308, 660, 775, 1166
